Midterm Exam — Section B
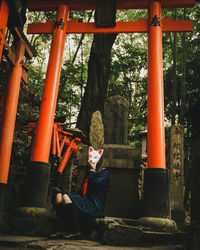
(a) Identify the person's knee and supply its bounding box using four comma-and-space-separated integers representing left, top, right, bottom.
55, 193, 63, 204
62, 194, 72, 204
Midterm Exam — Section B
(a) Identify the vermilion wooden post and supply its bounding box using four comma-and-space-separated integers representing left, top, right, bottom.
0, 40, 25, 184
147, 1, 166, 170
23, 4, 69, 208
143, 0, 170, 218
0, 0, 9, 63
31, 4, 69, 163
0, 40, 25, 224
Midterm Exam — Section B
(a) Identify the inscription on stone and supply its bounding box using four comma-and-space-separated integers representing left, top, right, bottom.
169, 125, 184, 221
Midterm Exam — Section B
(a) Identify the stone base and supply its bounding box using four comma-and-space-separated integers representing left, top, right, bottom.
96, 217, 188, 246
143, 168, 170, 218
6, 207, 55, 236
23, 161, 50, 208
138, 217, 177, 233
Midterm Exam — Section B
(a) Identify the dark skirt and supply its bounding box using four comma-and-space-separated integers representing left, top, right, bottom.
68, 194, 101, 218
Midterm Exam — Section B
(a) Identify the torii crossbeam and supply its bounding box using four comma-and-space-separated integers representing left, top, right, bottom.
21, 0, 195, 216
27, 0, 195, 10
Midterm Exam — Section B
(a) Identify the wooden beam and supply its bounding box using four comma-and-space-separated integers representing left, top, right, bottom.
27, 0, 195, 11
15, 27, 35, 59
3, 40, 15, 66
27, 18, 193, 35
162, 17, 193, 32
22, 64, 28, 84
3, 41, 28, 83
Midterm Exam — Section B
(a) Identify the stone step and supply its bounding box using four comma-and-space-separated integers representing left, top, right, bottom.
96, 217, 190, 246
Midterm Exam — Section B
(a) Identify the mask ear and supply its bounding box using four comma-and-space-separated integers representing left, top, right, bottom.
89, 146, 94, 153
98, 149, 104, 157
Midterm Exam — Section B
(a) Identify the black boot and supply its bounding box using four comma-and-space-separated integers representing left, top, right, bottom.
50, 203, 65, 239
62, 203, 82, 240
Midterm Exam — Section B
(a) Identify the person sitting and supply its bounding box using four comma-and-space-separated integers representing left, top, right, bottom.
50, 146, 109, 239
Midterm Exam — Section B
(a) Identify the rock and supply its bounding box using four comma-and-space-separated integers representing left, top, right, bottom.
89, 110, 104, 149
138, 217, 178, 233
102, 223, 143, 245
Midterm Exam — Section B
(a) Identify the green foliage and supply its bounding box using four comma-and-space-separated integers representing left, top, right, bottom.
163, 4, 200, 123
27, 64, 45, 95
56, 59, 88, 121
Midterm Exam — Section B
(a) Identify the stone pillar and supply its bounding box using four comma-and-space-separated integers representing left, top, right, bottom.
104, 95, 129, 144
169, 125, 185, 222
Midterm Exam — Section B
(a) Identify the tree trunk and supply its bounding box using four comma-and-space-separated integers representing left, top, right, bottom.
76, 0, 117, 136
171, 9, 177, 125
179, 9, 186, 125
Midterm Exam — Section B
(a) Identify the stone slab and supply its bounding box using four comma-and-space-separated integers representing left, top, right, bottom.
0, 234, 45, 246
0, 234, 186, 250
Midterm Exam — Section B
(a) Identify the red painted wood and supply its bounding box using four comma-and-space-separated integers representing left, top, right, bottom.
147, 1, 166, 169
31, 4, 69, 162
27, 0, 195, 11
0, 41, 25, 183
27, 18, 193, 34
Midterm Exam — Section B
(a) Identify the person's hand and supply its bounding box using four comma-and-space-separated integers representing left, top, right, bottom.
88, 159, 96, 170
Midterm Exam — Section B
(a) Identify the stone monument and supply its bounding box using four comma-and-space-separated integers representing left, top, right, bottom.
169, 125, 185, 222
89, 110, 104, 149
104, 95, 129, 144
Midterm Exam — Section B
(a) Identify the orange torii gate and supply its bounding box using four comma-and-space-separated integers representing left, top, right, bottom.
21, 0, 195, 215
0, 0, 36, 223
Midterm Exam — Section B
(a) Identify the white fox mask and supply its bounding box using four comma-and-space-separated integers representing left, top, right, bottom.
88, 146, 104, 166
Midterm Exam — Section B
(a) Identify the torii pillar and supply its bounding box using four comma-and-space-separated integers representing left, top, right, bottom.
0, 0, 9, 224
143, 1, 169, 218
23, 4, 69, 207
0, 39, 25, 224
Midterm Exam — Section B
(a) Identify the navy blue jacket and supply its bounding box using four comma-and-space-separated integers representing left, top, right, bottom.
69, 168, 109, 218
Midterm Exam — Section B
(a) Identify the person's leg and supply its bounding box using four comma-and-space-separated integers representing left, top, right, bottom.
56, 193, 63, 204
50, 193, 65, 238
79, 212, 99, 240
62, 194, 82, 239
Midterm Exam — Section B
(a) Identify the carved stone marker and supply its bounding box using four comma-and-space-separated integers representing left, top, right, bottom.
169, 125, 184, 222
89, 110, 104, 149
104, 95, 129, 144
